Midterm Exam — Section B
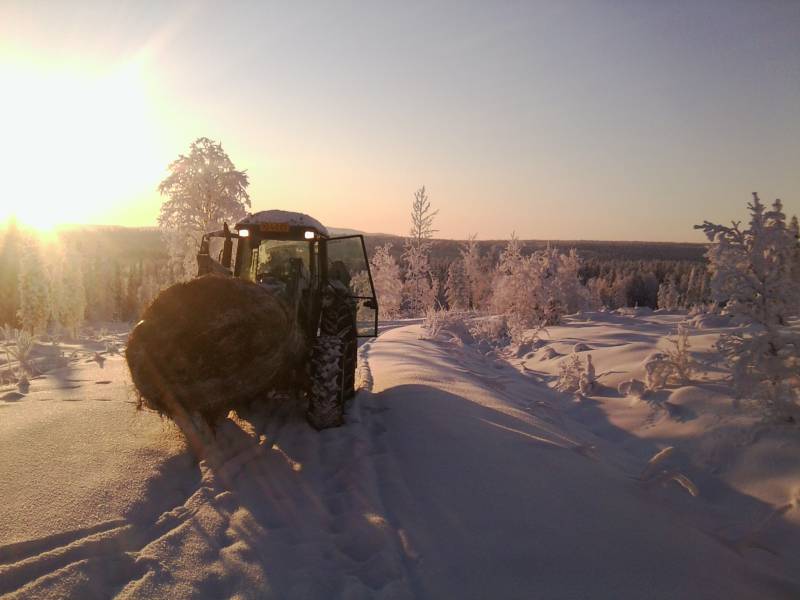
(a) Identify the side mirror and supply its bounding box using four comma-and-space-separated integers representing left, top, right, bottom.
221, 222, 233, 268
362, 299, 377, 310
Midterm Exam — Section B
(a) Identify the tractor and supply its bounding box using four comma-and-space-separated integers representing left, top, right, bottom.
195, 210, 378, 428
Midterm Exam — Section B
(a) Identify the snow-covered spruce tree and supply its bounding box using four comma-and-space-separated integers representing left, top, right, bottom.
136, 263, 171, 316
460, 234, 491, 311
158, 137, 251, 282
17, 238, 50, 334
554, 248, 587, 314
0, 218, 22, 327
535, 248, 567, 321
46, 250, 64, 332
657, 276, 681, 310
586, 276, 614, 309
57, 246, 86, 339
402, 186, 438, 315
83, 255, 116, 322
684, 266, 702, 307
445, 259, 470, 311
369, 243, 402, 319
790, 215, 800, 284
695, 193, 800, 420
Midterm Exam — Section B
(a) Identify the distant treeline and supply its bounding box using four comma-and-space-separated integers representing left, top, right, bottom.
364, 235, 707, 265
365, 235, 709, 312
0, 223, 710, 332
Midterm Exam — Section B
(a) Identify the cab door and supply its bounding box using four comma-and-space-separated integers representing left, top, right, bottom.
326, 235, 379, 337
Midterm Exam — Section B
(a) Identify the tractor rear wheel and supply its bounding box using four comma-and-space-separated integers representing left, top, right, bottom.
307, 335, 344, 429
321, 294, 358, 401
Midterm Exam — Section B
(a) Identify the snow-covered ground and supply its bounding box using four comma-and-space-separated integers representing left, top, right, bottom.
1, 314, 799, 598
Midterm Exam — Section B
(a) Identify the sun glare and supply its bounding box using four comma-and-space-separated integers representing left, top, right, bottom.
0, 58, 165, 232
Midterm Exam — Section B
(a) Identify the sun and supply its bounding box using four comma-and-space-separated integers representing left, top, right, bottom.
0, 58, 165, 231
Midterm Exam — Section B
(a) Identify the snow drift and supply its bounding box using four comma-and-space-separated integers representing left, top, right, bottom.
3, 314, 799, 598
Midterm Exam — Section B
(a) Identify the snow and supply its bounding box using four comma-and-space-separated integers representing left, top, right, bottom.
1, 313, 799, 598
236, 210, 329, 237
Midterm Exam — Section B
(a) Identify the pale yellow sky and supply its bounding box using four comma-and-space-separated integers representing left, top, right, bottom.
1, 1, 798, 240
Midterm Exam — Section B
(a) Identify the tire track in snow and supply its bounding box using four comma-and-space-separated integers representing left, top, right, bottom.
0, 496, 202, 597
3, 335, 416, 598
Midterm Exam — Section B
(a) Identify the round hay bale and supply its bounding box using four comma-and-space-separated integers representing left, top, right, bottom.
126, 275, 306, 424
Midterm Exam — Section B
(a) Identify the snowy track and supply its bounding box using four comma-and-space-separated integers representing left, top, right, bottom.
1, 325, 798, 598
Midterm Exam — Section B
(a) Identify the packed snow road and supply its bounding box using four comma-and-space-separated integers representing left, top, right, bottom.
0, 324, 797, 598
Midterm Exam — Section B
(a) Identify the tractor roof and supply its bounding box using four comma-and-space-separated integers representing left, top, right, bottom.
235, 210, 329, 237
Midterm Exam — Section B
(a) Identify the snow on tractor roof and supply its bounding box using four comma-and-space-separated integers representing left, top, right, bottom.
236, 210, 329, 236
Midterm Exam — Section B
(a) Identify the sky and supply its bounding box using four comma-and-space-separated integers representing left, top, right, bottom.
0, 1, 798, 241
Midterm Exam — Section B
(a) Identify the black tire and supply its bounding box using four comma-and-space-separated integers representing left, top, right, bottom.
307, 335, 344, 429
321, 292, 358, 401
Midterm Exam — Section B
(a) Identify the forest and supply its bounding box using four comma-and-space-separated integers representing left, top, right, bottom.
0, 219, 710, 335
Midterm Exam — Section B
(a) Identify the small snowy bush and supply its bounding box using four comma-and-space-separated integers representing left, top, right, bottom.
0, 326, 14, 379
556, 353, 584, 392
644, 352, 672, 391
643, 327, 698, 392
556, 353, 597, 396
618, 379, 647, 399
8, 329, 36, 375
617, 306, 653, 317
578, 354, 596, 395
556, 353, 596, 395
537, 346, 559, 361
468, 316, 511, 348
664, 325, 695, 384
420, 307, 449, 340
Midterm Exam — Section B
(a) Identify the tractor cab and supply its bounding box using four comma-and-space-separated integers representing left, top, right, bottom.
197, 210, 378, 338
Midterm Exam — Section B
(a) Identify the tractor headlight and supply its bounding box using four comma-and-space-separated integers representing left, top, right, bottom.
304, 230, 315, 239
238, 229, 250, 238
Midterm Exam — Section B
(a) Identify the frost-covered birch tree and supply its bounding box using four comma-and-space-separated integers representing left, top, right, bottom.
369, 243, 402, 319
490, 236, 547, 337
402, 186, 438, 315
492, 237, 587, 338
158, 137, 251, 281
